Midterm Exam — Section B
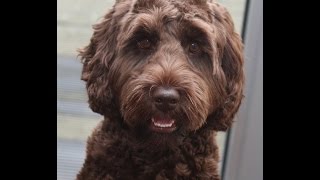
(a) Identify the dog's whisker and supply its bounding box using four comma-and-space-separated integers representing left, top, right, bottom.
186, 93, 197, 109
149, 85, 155, 98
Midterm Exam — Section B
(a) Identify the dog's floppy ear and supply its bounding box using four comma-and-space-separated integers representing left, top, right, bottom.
206, 2, 244, 131
79, 2, 129, 115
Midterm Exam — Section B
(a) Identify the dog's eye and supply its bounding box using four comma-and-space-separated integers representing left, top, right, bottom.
189, 42, 201, 54
137, 39, 152, 49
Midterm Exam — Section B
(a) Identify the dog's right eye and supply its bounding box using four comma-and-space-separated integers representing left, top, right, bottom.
137, 39, 152, 49
189, 42, 201, 54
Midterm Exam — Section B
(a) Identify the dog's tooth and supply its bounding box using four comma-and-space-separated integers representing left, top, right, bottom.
152, 119, 174, 128
155, 123, 165, 127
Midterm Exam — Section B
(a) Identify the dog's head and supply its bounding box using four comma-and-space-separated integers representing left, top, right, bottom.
79, 0, 244, 136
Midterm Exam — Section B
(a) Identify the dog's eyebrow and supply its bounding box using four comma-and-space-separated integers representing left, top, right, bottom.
121, 13, 160, 42
187, 18, 215, 50
181, 19, 213, 46
188, 18, 214, 38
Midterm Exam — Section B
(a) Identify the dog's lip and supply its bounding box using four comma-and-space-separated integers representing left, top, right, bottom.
150, 117, 176, 133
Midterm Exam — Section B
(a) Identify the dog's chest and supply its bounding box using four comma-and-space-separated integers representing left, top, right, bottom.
107, 138, 217, 179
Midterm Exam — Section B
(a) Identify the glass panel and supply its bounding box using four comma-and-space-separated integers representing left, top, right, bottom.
57, 1, 247, 179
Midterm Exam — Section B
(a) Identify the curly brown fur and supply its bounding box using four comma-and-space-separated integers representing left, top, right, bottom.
77, 0, 244, 179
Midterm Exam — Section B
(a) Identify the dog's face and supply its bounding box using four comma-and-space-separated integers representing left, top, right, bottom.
80, 0, 244, 137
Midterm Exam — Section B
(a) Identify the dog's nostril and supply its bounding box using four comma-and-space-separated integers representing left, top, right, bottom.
153, 87, 180, 111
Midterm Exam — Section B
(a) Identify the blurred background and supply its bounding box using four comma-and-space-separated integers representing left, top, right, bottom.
57, 0, 261, 180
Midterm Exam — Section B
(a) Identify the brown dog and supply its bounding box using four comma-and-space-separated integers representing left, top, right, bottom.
77, 0, 244, 179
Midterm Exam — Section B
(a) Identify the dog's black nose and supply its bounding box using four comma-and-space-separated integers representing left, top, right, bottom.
153, 87, 180, 112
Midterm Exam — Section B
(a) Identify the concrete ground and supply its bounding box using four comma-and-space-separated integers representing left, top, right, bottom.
57, 0, 246, 179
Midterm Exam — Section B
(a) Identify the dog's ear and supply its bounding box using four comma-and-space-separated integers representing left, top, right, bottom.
206, 2, 244, 131
79, 2, 129, 115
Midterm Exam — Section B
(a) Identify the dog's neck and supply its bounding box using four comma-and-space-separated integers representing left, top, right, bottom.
87, 115, 219, 179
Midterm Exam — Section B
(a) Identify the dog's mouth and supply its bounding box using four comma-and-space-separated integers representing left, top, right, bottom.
149, 116, 177, 133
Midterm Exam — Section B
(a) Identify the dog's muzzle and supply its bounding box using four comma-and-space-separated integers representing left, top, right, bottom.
149, 86, 179, 133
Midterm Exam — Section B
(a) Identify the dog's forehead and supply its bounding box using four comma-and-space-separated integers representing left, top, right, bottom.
117, 0, 218, 46
131, 0, 212, 23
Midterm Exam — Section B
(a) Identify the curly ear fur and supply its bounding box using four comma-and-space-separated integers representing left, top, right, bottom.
79, 2, 130, 115
206, 2, 244, 131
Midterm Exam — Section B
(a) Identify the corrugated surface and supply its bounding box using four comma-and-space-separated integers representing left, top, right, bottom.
57, 56, 100, 179
57, 139, 86, 180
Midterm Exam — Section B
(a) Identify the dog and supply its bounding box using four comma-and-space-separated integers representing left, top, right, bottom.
77, 0, 244, 179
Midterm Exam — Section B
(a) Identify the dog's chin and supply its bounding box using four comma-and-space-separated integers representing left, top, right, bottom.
141, 126, 183, 151
128, 115, 184, 151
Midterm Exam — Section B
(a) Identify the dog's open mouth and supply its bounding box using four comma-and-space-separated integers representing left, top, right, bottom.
150, 116, 177, 133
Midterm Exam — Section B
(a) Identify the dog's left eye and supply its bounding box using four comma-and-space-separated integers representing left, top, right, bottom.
137, 39, 152, 49
189, 42, 201, 54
